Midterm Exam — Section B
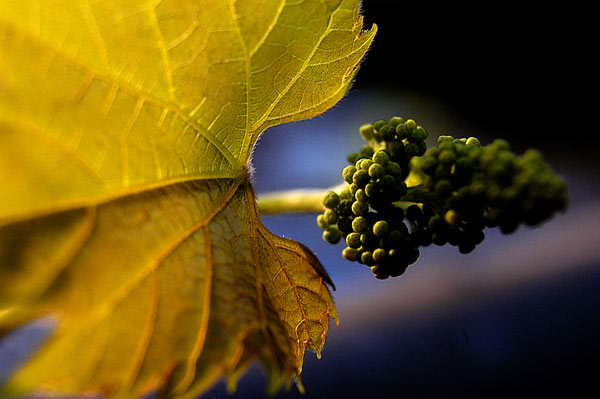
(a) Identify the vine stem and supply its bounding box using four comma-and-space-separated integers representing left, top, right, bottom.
256, 182, 434, 215
256, 184, 346, 215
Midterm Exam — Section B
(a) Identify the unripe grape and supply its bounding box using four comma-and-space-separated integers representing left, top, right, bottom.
372, 248, 387, 262
360, 145, 375, 158
438, 149, 456, 165
385, 162, 402, 178
342, 165, 357, 184
404, 142, 420, 158
434, 179, 453, 198
373, 120, 387, 130
352, 216, 369, 233
323, 227, 342, 244
415, 126, 428, 140
377, 175, 395, 192
395, 123, 408, 139
466, 137, 481, 147
458, 242, 476, 254
361, 251, 376, 266
373, 220, 390, 237
389, 116, 405, 126
322, 191, 340, 209
352, 169, 370, 187
355, 188, 367, 202
380, 124, 396, 141
337, 199, 353, 216
360, 124, 375, 141
368, 163, 385, 179
372, 150, 390, 166
364, 182, 379, 198
346, 232, 362, 249
323, 209, 339, 225
339, 189, 352, 200
352, 200, 369, 216
347, 153, 360, 164
342, 247, 361, 262
445, 209, 460, 226
317, 214, 329, 229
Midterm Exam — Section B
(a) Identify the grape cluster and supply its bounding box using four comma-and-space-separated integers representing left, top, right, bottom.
317, 117, 568, 280
317, 118, 429, 279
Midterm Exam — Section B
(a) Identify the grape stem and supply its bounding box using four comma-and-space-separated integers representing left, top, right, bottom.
256, 185, 344, 215
257, 184, 432, 215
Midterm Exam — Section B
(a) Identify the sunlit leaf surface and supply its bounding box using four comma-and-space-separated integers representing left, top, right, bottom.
0, 0, 375, 397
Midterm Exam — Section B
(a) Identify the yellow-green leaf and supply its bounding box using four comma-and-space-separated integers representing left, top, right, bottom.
0, 0, 375, 397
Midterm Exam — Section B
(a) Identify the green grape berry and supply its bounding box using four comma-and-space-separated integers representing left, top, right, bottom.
360, 124, 375, 141
317, 214, 329, 229
322, 191, 340, 209
342, 247, 361, 262
373, 220, 389, 237
323, 227, 342, 245
342, 165, 357, 184
346, 232, 362, 249
352, 216, 369, 234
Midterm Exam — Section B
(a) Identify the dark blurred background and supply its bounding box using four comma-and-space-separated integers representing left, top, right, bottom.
201, 2, 600, 398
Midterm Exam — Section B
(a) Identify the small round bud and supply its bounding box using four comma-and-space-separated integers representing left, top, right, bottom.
352, 200, 369, 216
415, 126, 428, 140
337, 199, 352, 216
437, 135, 454, 145
434, 179, 453, 198
361, 251, 376, 266
352, 169, 370, 187
342, 165, 357, 184
373, 220, 390, 237
347, 153, 360, 164
380, 124, 396, 141
355, 188, 367, 202
364, 182, 379, 198
339, 189, 352, 200
395, 123, 408, 139
373, 120, 388, 130
360, 145, 375, 158
372, 248, 387, 263
317, 214, 329, 229
368, 163, 385, 179
323, 209, 339, 225
346, 232, 362, 249
372, 150, 390, 166
404, 142, 420, 158
405, 119, 417, 130
385, 162, 402, 178
322, 191, 340, 209
466, 137, 481, 147
359, 124, 375, 141
389, 116, 405, 126
438, 149, 456, 165
323, 227, 342, 244
445, 209, 460, 226
342, 247, 361, 262
352, 216, 369, 234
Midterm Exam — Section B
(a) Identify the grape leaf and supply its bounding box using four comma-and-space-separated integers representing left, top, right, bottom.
0, 0, 375, 398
